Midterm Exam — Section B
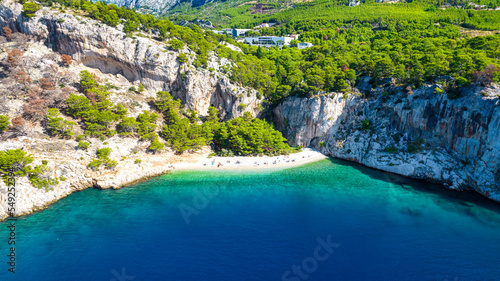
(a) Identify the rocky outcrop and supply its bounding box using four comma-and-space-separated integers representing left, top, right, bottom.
275, 85, 500, 202
0, 0, 261, 120
0, 135, 209, 220
103, 0, 217, 13
0, 33, 215, 220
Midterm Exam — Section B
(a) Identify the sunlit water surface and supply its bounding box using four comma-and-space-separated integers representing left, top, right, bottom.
1, 158, 500, 281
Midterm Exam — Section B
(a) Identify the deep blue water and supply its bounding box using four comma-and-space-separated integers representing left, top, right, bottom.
1, 158, 500, 281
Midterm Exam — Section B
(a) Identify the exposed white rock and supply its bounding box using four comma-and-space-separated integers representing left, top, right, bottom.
0, 0, 262, 120
0, 134, 211, 220
275, 87, 500, 202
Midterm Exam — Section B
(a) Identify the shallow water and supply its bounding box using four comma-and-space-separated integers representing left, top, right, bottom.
1, 158, 500, 280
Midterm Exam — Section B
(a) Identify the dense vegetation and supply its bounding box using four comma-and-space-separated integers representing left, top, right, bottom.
35, 0, 500, 105
58, 71, 292, 156
87, 147, 118, 171
154, 91, 292, 155
0, 149, 59, 190
171, 0, 500, 30
0, 115, 10, 133
22, 2, 41, 18
64, 70, 130, 139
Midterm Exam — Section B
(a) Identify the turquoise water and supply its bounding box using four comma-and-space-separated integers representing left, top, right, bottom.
1, 158, 500, 280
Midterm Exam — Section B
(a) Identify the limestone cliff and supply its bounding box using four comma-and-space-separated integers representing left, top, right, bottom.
0, 0, 262, 120
275, 85, 500, 201
104, 0, 216, 13
0, 0, 262, 220
0, 34, 212, 220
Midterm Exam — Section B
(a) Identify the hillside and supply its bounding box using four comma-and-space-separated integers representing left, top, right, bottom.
164, 0, 500, 29
0, 0, 296, 219
0, 0, 499, 221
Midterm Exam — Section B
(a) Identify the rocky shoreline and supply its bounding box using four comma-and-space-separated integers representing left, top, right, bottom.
0, 0, 499, 222
274, 84, 500, 202
0, 135, 213, 221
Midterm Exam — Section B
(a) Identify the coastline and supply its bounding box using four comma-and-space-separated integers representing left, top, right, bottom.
175, 148, 328, 171
0, 146, 327, 221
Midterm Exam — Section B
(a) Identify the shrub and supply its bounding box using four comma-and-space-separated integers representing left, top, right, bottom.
473, 64, 499, 86
6, 49, 24, 66
27, 163, 59, 190
434, 87, 444, 94
177, 53, 188, 63
104, 160, 118, 169
61, 54, 72, 66
97, 147, 112, 159
148, 138, 164, 153
46, 108, 75, 138
0, 115, 10, 133
320, 141, 325, 148
455, 76, 470, 87
361, 118, 371, 130
407, 143, 419, 153
14, 71, 30, 85
23, 95, 48, 121
238, 103, 247, 111
128, 86, 136, 92
0, 149, 34, 185
343, 92, 349, 100
169, 39, 184, 51
79, 70, 97, 92
415, 138, 425, 146
218, 148, 234, 157
138, 83, 145, 93
385, 146, 399, 153
10, 116, 25, 131
2, 26, 12, 37
134, 159, 142, 164
77, 141, 90, 150
22, 2, 41, 18
88, 147, 116, 170
87, 159, 101, 171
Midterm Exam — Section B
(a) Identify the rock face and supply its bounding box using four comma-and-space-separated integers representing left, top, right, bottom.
0, 0, 262, 120
275, 85, 500, 202
102, 0, 216, 13
0, 135, 207, 220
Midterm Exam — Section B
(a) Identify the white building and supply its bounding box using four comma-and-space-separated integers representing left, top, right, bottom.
255, 22, 276, 29
232, 29, 251, 37
297, 42, 313, 49
242, 36, 294, 47
211, 28, 251, 37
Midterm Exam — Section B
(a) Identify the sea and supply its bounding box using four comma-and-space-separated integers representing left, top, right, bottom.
1, 158, 500, 281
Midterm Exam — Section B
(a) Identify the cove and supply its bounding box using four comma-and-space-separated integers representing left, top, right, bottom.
1, 158, 500, 281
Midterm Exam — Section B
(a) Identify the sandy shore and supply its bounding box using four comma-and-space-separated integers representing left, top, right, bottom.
174, 148, 328, 171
